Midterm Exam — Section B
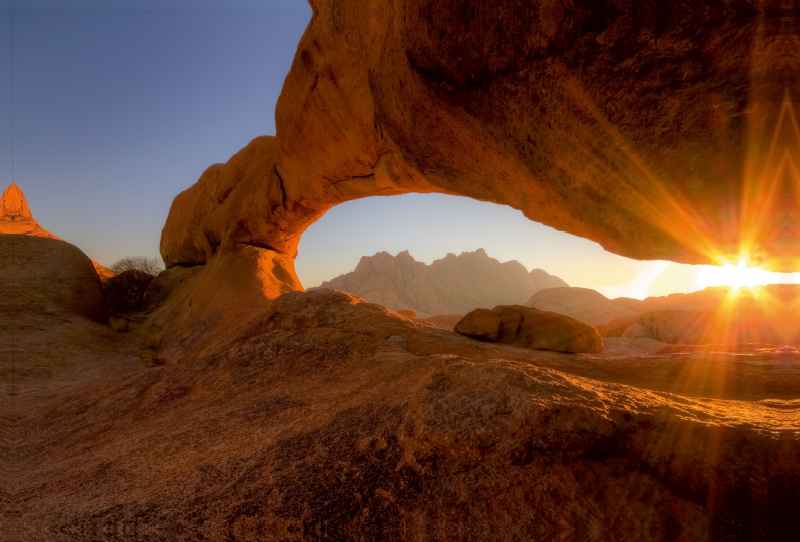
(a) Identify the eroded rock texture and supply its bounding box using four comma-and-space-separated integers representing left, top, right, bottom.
0, 183, 58, 239
162, 0, 800, 274
7, 288, 800, 540
455, 305, 603, 353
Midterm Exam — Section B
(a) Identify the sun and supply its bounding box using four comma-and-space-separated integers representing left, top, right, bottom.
696, 259, 794, 291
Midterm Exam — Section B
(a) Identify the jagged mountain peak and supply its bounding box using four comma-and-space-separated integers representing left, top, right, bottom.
319, 249, 568, 317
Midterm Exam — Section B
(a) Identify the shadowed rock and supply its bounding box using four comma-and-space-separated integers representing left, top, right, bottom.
456, 305, 603, 353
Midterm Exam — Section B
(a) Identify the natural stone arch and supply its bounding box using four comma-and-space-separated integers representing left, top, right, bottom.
162, 0, 800, 284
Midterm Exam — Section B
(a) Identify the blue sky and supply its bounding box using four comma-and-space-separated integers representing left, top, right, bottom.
2, 0, 309, 264
1, 0, 727, 299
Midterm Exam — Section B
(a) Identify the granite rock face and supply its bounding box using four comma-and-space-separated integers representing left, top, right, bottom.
163, 0, 800, 284
0, 183, 59, 239
456, 304, 603, 353
271, 0, 800, 271
0, 184, 107, 322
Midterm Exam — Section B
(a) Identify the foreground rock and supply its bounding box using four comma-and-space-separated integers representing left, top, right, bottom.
455, 305, 603, 353
318, 249, 567, 317
8, 288, 800, 540
0, 232, 108, 323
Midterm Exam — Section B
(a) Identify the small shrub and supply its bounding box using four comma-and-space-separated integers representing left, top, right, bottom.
111, 256, 163, 276
103, 256, 164, 313
104, 270, 154, 312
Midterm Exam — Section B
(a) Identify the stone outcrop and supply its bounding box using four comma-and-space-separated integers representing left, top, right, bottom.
160, 0, 800, 292
0, 183, 58, 239
154, 0, 781, 273
455, 304, 603, 353
0, 184, 107, 322
318, 248, 567, 317
0, 234, 108, 323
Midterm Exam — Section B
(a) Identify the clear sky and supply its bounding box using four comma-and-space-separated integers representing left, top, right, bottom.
3, 0, 777, 300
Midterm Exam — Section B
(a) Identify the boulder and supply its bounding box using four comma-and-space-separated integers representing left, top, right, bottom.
453, 308, 500, 341
514, 307, 604, 354
456, 305, 602, 354
0, 235, 107, 323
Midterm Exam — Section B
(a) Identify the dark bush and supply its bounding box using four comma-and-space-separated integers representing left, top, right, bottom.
103, 269, 155, 312
111, 256, 163, 276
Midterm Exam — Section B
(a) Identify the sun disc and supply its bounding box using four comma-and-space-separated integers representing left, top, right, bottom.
697, 259, 798, 291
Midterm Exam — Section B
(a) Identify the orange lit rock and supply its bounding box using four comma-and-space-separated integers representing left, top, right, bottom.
267, 0, 800, 271
0, 234, 108, 323
0, 183, 106, 321
92, 260, 116, 282
456, 304, 602, 353
453, 308, 500, 341
15, 288, 800, 537
0, 183, 59, 239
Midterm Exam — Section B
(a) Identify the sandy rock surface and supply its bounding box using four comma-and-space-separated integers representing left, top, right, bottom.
0, 235, 108, 323
5, 287, 800, 540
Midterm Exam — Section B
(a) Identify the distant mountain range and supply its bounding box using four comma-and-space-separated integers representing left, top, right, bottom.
317, 248, 568, 317
314, 247, 791, 346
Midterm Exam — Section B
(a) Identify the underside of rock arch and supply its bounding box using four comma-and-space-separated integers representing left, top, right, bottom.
163, 0, 800, 280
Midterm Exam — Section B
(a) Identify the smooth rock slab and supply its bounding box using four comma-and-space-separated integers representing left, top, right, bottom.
455, 305, 603, 353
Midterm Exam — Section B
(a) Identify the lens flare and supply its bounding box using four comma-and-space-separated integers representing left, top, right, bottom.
697, 259, 800, 290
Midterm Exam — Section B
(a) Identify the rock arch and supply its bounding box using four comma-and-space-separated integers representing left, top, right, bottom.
160, 0, 800, 318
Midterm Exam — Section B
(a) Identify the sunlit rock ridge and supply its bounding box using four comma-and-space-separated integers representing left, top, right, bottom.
318, 248, 568, 317
0, 183, 58, 238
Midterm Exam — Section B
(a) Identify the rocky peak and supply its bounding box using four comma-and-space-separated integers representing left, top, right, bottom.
0, 183, 58, 238
319, 249, 568, 317
1, 182, 32, 218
